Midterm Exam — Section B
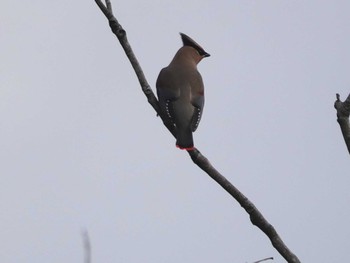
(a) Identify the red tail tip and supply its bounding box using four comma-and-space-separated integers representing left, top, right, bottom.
176, 145, 195, 151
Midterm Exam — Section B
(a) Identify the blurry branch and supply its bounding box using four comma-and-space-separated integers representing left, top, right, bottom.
252, 257, 274, 263
334, 93, 350, 155
82, 230, 91, 263
94, 1, 300, 262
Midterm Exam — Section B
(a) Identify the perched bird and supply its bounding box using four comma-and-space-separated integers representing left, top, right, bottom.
156, 33, 210, 150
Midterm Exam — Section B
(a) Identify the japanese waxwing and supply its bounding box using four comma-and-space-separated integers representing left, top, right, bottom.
156, 33, 210, 150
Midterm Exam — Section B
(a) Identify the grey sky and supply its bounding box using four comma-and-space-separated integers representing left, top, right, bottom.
1, 1, 349, 262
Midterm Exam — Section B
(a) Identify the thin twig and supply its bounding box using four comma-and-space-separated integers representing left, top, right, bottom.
94, 1, 301, 262
334, 93, 350, 154
252, 256, 274, 263
82, 229, 91, 263
95, 0, 113, 20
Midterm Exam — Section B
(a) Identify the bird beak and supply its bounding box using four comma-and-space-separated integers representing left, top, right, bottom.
202, 52, 210, 58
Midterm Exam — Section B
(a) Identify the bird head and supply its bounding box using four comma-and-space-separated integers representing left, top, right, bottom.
180, 33, 210, 58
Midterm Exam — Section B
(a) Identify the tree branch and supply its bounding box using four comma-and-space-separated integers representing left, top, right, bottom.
82, 229, 91, 263
334, 93, 350, 155
94, 1, 301, 262
95, 0, 176, 136
252, 257, 274, 263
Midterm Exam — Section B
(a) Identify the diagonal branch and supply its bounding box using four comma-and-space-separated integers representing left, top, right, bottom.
334, 93, 350, 155
94, 1, 301, 262
95, 0, 175, 137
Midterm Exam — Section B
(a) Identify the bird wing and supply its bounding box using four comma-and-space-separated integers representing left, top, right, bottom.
190, 72, 205, 132
156, 67, 180, 126
190, 96, 204, 132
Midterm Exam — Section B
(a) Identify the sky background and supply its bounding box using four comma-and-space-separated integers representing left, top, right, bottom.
1, 1, 349, 262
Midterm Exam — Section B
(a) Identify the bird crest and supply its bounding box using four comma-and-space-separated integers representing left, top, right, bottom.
180, 33, 210, 58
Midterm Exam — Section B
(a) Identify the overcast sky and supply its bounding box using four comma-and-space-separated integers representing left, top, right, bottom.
1, 1, 349, 262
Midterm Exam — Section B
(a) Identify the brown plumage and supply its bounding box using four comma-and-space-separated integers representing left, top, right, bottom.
156, 33, 210, 150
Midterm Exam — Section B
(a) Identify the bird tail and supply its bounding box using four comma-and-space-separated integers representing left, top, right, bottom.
176, 128, 194, 150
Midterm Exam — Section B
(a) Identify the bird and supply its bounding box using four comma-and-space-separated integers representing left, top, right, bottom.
156, 33, 210, 150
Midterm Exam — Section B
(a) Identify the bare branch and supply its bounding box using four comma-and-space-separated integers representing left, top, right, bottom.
95, 0, 114, 20
94, 2, 301, 262
252, 256, 274, 263
334, 93, 350, 154
94, 0, 176, 136
105, 0, 112, 13
188, 150, 299, 262
82, 229, 91, 263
